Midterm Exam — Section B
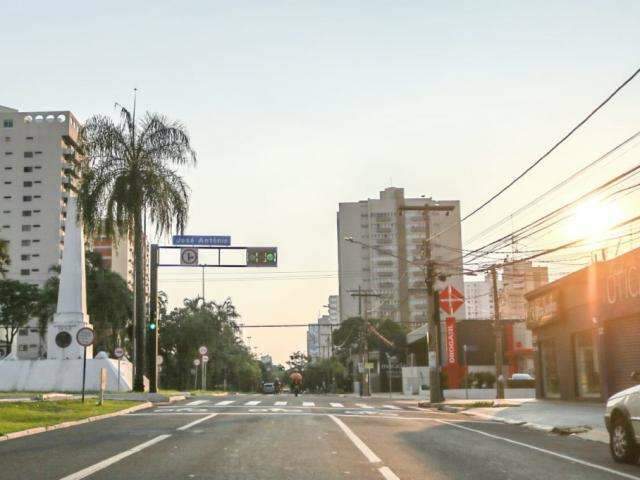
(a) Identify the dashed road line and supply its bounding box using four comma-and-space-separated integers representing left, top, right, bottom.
245, 400, 261, 406
330, 402, 344, 408
57, 435, 171, 480
355, 403, 374, 409
302, 402, 315, 407
215, 400, 235, 406
274, 401, 287, 406
186, 400, 208, 406
177, 413, 218, 431
383, 405, 401, 410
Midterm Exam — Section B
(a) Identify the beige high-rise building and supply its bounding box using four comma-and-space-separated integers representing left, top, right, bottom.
337, 187, 464, 327
0, 106, 83, 359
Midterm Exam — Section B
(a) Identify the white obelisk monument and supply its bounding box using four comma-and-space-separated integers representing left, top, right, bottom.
46, 195, 93, 360
0, 194, 132, 391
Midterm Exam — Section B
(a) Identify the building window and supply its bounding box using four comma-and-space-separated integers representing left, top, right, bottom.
33, 224, 40, 228
34, 195, 41, 199
4, 166, 11, 170
20, 269, 30, 276
21, 254, 30, 261
32, 239, 39, 243
1, 225, 9, 229
23, 167, 33, 173
26, 136, 33, 141
34, 166, 41, 170
4, 152, 12, 156
22, 210, 31, 217
24, 152, 33, 158
23, 196, 32, 202
574, 330, 601, 399
3, 181, 10, 185
3, 120, 13, 128
33, 209, 40, 213
31, 269, 39, 272
21, 240, 31, 246
540, 340, 560, 399
21, 225, 31, 232
2, 196, 11, 199
23, 181, 32, 187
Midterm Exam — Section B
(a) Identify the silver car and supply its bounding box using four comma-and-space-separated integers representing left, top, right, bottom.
605, 372, 640, 463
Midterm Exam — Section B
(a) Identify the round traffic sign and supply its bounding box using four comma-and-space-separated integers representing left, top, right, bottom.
76, 327, 95, 347
198, 346, 208, 356
114, 347, 125, 359
193, 359, 201, 366
202, 355, 209, 362
156, 355, 164, 365
180, 247, 199, 266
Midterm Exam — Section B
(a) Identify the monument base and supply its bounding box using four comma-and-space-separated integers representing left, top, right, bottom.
0, 357, 133, 392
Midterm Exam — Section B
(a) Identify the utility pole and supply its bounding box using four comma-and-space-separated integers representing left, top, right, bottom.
399, 204, 454, 403
491, 266, 505, 399
349, 287, 381, 397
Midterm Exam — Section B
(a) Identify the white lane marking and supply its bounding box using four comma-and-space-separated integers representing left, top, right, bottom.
176, 413, 218, 431
186, 400, 208, 406
330, 402, 344, 408
378, 466, 400, 480
302, 402, 315, 407
58, 435, 170, 480
356, 403, 374, 409
215, 400, 235, 406
383, 405, 401, 410
436, 419, 640, 480
245, 400, 261, 406
328, 414, 381, 463
274, 401, 287, 406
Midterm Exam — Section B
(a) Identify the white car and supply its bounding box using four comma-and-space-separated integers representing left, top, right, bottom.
510, 373, 534, 381
605, 372, 640, 463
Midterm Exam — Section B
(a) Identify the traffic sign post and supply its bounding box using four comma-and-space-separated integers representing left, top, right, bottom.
201, 352, 209, 391
193, 358, 201, 389
114, 347, 125, 392
76, 327, 95, 403
180, 247, 199, 266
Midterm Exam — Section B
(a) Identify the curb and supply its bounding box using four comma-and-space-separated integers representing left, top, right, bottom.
0, 401, 152, 443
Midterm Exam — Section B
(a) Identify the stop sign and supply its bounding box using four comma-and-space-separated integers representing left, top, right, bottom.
439, 285, 464, 314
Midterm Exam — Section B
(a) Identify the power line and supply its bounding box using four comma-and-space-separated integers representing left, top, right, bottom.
460, 66, 640, 223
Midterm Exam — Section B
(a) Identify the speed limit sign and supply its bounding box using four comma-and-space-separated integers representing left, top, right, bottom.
198, 346, 208, 356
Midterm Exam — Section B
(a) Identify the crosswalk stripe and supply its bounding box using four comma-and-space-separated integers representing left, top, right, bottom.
215, 400, 235, 406
356, 403, 374, 409
274, 401, 287, 406
330, 403, 344, 408
383, 405, 401, 410
245, 401, 261, 406
302, 402, 315, 407
186, 400, 208, 406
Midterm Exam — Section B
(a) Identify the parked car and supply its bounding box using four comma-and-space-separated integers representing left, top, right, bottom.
507, 373, 535, 389
262, 382, 276, 394
605, 371, 640, 463
510, 373, 534, 381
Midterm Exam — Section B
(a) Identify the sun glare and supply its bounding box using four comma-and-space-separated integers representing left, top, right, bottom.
570, 200, 623, 242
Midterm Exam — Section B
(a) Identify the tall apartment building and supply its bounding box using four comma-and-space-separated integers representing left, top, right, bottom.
307, 314, 335, 362
464, 274, 502, 319
337, 187, 465, 327
328, 295, 340, 324
91, 231, 135, 289
0, 106, 83, 359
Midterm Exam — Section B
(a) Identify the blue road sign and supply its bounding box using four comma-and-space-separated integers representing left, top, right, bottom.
172, 235, 231, 246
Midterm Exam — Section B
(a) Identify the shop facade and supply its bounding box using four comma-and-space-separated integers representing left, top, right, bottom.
526, 248, 640, 401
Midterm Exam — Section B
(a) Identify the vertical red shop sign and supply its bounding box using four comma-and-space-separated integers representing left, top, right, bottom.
446, 317, 457, 365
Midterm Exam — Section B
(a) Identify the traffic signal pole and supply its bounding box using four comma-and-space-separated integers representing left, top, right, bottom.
149, 244, 159, 393
491, 266, 505, 399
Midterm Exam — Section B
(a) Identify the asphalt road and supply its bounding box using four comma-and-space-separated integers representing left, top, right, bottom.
1, 393, 640, 480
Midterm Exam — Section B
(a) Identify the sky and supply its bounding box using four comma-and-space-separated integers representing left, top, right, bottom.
3, 1, 640, 363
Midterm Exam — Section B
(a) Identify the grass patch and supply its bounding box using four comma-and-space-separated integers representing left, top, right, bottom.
0, 400, 140, 435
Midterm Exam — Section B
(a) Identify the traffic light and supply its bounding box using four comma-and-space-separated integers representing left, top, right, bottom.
148, 321, 157, 331
246, 247, 278, 267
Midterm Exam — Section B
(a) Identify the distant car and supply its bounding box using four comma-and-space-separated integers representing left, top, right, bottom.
510, 373, 534, 381
262, 382, 276, 394
605, 372, 640, 463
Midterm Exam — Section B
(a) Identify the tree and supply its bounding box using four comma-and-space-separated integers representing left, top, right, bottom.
286, 351, 309, 372
0, 239, 9, 277
0, 280, 40, 354
78, 106, 196, 391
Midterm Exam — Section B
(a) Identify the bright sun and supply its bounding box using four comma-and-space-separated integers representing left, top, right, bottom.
569, 200, 623, 241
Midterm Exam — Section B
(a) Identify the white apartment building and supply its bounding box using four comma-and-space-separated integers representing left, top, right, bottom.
328, 295, 340, 325
337, 187, 465, 327
464, 274, 501, 320
307, 314, 336, 362
0, 106, 82, 359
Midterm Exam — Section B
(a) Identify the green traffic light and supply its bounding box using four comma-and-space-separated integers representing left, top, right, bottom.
148, 323, 157, 331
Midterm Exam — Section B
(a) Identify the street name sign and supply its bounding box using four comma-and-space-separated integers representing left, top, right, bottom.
180, 247, 199, 266
246, 247, 278, 267
173, 235, 231, 246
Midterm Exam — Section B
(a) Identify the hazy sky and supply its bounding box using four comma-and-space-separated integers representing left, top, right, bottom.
4, 1, 640, 363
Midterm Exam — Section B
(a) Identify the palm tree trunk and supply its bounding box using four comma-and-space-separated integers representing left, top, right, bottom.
133, 210, 146, 391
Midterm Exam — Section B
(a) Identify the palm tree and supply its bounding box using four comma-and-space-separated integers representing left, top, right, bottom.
0, 238, 9, 277
78, 106, 196, 391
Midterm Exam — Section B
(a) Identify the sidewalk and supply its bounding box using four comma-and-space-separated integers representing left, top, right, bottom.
460, 399, 608, 443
